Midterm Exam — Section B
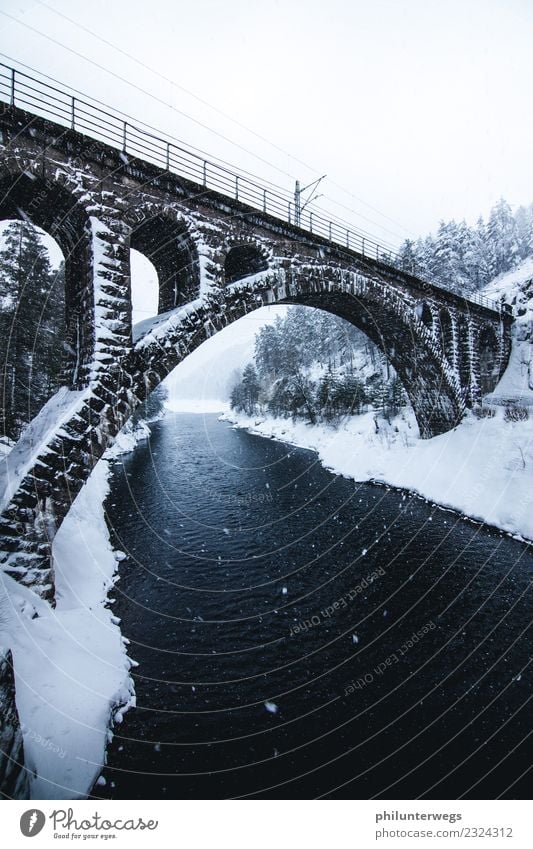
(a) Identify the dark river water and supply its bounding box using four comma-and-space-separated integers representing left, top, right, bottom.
93, 413, 531, 800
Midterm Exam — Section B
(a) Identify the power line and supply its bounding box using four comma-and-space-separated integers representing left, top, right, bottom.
0, 52, 300, 199
1, 54, 403, 253
23, 0, 415, 240
0, 10, 303, 184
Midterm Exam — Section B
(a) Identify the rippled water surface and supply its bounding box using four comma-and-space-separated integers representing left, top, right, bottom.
94, 413, 531, 799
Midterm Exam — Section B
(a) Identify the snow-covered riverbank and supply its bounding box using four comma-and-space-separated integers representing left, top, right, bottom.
0, 423, 153, 799
221, 406, 533, 544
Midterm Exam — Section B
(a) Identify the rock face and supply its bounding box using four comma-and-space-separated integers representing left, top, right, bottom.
0, 648, 29, 798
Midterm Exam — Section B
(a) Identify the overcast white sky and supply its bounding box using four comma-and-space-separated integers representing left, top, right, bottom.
1, 0, 532, 251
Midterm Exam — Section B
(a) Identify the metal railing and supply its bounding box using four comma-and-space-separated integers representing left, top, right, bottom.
0, 62, 504, 314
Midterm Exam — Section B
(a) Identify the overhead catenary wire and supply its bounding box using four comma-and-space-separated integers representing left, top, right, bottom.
1, 51, 405, 246
34, 0, 415, 238
2, 2, 415, 241
0, 60, 503, 311
0, 58, 402, 254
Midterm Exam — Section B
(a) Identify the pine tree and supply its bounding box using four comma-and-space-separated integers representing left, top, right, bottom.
487, 198, 519, 277
241, 363, 260, 415
433, 220, 467, 291
255, 322, 282, 377
514, 204, 533, 260
0, 222, 65, 438
398, 239, 417, 273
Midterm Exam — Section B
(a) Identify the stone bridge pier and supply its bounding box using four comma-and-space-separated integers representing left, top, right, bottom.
0, 104, 513, 599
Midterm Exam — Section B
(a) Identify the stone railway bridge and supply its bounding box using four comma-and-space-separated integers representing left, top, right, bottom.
0, 105, 513, 599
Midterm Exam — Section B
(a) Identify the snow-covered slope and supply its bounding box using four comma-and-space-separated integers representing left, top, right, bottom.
0, 387, 88, 511
483, 256, 533, 405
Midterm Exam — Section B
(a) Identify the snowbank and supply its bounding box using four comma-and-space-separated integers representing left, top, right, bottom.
0, 457, 135, 799
0, 387, 88, 511
104, 418, 152, 459
484, 256, 533, 406
222, 406, 533, 543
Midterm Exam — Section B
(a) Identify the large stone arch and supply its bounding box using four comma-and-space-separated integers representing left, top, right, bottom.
130, 268, 464, 440
0, 103, 514, 602
0, 170, 93, 386
125, 207, 200, 315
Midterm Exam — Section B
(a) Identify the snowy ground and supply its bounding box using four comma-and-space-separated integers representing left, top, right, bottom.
484, 256, 533, 406
0, 435, 142, 799
0, 387, 89, 511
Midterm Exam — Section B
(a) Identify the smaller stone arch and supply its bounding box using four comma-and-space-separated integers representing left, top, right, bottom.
0, 169, 92, 387
439, 307, 455, 364
478, 325, 500, 395
224, 242, 269, 284
457, 320, 471, 393
127, 209, 200, 313
416, 301, 434, 332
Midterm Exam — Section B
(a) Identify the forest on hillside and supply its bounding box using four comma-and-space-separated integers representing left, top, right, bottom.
230, 309, 405, 424
393, 198, 533, 291
0, 222, 65, 441
230, 198, 533, 424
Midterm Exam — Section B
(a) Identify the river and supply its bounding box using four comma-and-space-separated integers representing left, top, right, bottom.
94, 412, 531, 799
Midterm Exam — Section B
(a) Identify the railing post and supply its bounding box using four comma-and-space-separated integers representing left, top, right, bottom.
376, 245, 379, 260
71, 96, 75, 130
263, 189, 267, 213
203, 161, 207, 186
310, 212, 313, 233
166, 142, 170, 171
288, 201, 291, 223
10, 68, 15, 107
235, 175, 239, 200
362, 238, 365, 256
329, 221, 332, 241
122, 121, 127, 152
346, 229, 349, 248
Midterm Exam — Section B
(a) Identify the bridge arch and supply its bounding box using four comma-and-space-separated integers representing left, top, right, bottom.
477, 325, 500, 395
439, 307, 455, 364
0, 170, 92, 387
0, 103, 514, 601
415, 301, 434, 333
457, 320, 471, 393
132, 269, 464, 440
223, 242, 269, 284
126, 209, 200, 314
